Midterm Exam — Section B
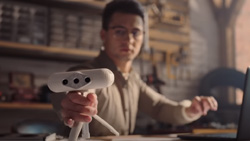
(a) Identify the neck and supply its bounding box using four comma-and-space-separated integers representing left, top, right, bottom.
113, 59, 132, 73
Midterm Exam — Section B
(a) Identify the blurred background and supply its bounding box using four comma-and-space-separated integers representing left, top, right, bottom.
0, 0, 249, 136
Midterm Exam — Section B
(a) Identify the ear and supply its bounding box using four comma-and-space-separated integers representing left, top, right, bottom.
100, 29, 106, 41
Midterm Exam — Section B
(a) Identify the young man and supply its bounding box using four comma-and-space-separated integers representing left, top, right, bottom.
52, 0, 218, 136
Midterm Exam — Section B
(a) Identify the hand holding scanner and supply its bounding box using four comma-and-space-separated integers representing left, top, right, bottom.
47, 68, 119, 141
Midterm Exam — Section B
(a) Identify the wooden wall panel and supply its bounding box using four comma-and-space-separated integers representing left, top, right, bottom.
143, 0, 190, 79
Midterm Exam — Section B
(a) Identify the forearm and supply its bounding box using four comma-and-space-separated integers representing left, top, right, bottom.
139, 96, 200, 125
152, 99, 200, 125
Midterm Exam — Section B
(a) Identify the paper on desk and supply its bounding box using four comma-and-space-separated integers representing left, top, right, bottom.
56, 134, 180, 141
55, 138, 103, 141
112, 137, 180, 141
56, 137, 179, 141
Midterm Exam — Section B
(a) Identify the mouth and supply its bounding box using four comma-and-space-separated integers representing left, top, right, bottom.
120, 48, 132, 52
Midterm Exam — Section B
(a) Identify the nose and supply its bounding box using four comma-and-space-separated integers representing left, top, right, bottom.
124, 32, 135, 43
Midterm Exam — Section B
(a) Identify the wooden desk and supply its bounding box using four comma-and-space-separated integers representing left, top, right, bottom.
89, 129, 237, 141
0, 134, 183, 141
0, 131, 237, 141
192, 128, 237, 134
90, 134, 182, 141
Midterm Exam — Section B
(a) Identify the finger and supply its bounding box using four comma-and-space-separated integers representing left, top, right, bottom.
201, 98, 210, 115
61, 109, 92, 123
194, 96, 201, 102
198, 96, 210, 115
190, 97, 203, 114
87, 93, 98, 108
61, 98, 97, 115
209, 96, 218, 110
192, 104, 202, 115
202, 97, 218, 111
67, 92, 92, 106
61, 111, 75, 127
61, 97, 82, 112
64, 118, 74, 128
79, 105, 97, 116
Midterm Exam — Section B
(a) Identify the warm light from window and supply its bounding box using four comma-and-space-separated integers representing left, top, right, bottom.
236, 88, 243, 105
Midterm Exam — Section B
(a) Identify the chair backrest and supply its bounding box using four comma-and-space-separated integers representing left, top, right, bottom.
199, 67, 245, 96
198, 67, 245, 124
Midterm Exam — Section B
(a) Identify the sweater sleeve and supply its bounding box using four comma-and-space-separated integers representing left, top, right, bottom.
49, 92, 67, 121
137, 77, 200, 125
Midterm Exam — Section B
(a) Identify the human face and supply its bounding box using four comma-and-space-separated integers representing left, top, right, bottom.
101, 12, 144, 63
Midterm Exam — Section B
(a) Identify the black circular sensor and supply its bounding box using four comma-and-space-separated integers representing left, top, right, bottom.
85, 77, 91, 83
62, 79, 68, 85
74, 78, 79, 84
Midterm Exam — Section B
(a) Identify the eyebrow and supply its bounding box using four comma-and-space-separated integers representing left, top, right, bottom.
110, 25, 141, 31
110, 25, 126, 29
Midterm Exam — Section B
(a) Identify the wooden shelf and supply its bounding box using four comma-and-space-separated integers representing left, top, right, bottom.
7, 0, 104, 15
0, 40, 164, 63
0, 102, 53, 110
0, 41, 99, 62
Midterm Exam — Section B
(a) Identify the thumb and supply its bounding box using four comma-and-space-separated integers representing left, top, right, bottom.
64, 118, 75, 128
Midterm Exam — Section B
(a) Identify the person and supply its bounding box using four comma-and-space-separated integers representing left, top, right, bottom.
51, 0, 218, 136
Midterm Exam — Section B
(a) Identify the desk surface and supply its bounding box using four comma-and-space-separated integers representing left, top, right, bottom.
0, 133, 183, 141
0, 129, 237, 141
89, 134, 184, 141
88, 128, 237, 141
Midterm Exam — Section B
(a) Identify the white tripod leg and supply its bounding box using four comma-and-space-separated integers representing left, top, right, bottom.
69, 122, 84, 141
68, 90, 91, 141
82, 122, 90, 138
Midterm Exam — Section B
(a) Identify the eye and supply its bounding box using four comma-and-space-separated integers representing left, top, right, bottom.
114, 29, 126, 36
132, 30, 141, 37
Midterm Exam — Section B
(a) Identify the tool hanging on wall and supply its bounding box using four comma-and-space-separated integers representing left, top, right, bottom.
145, 63, 166, 93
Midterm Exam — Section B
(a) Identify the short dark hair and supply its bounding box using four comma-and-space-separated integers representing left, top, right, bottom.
102, 0, 145, 30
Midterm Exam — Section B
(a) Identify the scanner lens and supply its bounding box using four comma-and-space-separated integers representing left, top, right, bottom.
85, 77, 91, 83
74, 78, 79, 84
62, 79, 68, 85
